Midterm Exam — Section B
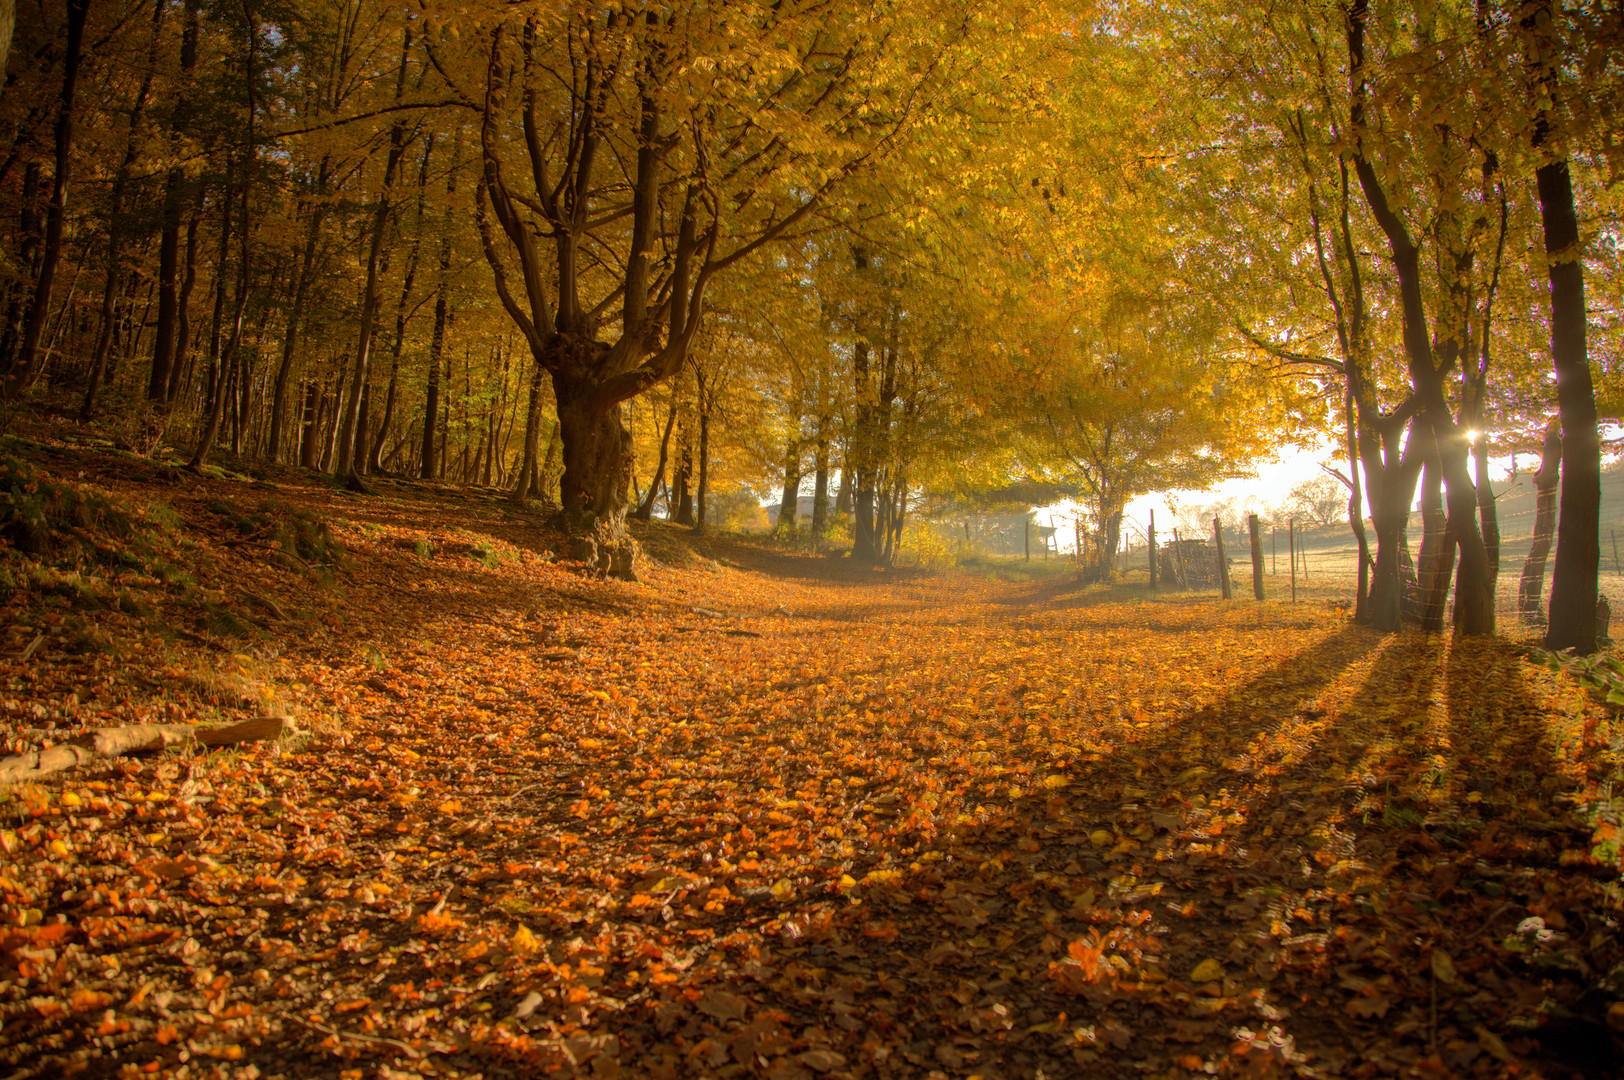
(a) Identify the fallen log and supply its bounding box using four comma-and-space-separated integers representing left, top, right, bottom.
0, 716, 291, 786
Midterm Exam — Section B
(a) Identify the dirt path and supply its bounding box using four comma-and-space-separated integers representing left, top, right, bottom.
0, 450, 1620, 1079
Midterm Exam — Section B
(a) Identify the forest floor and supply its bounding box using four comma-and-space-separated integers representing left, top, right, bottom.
1, 425, 1622, 1080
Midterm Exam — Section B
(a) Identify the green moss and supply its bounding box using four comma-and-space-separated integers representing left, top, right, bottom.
144, 500, 183, 531
204, 497, 345, 574
471, 540, 512, 568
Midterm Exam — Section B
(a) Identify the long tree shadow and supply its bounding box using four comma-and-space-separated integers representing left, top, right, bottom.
605, 620, 1390, 1077
1208, 631, 1623, 1079
653, 626, 1621, 1079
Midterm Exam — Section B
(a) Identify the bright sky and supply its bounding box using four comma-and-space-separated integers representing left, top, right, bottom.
1035, 439, 1530, 554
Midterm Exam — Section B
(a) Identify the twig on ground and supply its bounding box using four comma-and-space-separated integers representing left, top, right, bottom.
284, 1012, 423, 1060
241, 591, 290, 621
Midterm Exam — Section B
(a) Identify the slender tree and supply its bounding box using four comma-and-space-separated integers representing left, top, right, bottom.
2, 0, 88, 399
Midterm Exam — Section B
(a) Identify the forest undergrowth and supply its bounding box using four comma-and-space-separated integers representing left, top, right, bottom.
0, 432, 1621, 1080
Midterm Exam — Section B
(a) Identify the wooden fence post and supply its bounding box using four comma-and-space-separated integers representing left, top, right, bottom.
1172, 527, 1188, 588
1290, 519, 1297, 603
1248, 513, 1265, 600
1213, 516, 1232, 600
1148, 509, 1157, 593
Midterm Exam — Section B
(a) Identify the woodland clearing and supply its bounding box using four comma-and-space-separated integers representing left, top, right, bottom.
0, 436, 1621, 1080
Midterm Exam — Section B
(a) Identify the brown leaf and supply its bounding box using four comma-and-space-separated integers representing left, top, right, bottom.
1345, 994, 1391, 1018
798, 1049, 848, 1073
696, 990, 748, 1023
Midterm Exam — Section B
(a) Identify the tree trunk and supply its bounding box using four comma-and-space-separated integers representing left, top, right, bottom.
149, 0, 200, 401
81, 1, 162, 420
0, 163, 41, 369
1415, 429, 1449, 631
298, 378, 322, 469
510, 349, 548, 505
190, 233, 249, 468
672, 415, 695, 525
417, 129, 461, 479
1097, 505, 1122, 581
1248, 513, 1264, 600
437, 349, 450, 479
635, 395, 678, 521
552, 375, 635, 576
773, 435, 801, 536
1346, 0, 1494, 636
696, 376, 711, 533
1343, 390, 1372, 620
1521, 420, 1562, 624
1436, 420, 1493, 635
1214, 515, 1232, 600
851, 339, 879, 562
812, 431, 830, 542
167, 196, 203, 404
336, 31, 411, 482
3, 0, 87, 398
188, 179, 240, 468
1147, 509, 1157, 591
1538, 155, 1600, 651
151, 169, 187, 400
0, 0, 14, 84
269, 171, 327, 461
191, 5, 264, 469
319, 371, 343, 472
490, 340, 513, 485
235, 271, 275, 457
370, 138, 432, 475
353, 378, 371, 476
1475, 431, 1500, 579
368, 314, 405, 475
122, 275, 156, 386
888, 472, 907, 564
335, 197, 392, 478
537, 421, 559, 502
422, 290, 448, 479
554, 376, 632, 529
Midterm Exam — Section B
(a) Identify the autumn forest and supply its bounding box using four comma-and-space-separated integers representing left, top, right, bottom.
1, 1, 1623, 1078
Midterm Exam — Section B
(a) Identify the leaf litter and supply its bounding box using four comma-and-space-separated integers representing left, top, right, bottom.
0, 445, 1620, 1079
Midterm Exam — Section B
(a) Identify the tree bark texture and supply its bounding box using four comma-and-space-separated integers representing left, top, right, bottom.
1538, 156, 1600, 652
1347, 0, 1494, 635
1248, 514, 1264, 600
1521, 420, 1563, 624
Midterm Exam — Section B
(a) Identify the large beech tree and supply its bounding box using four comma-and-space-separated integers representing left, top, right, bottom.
445, 1, 981, 571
